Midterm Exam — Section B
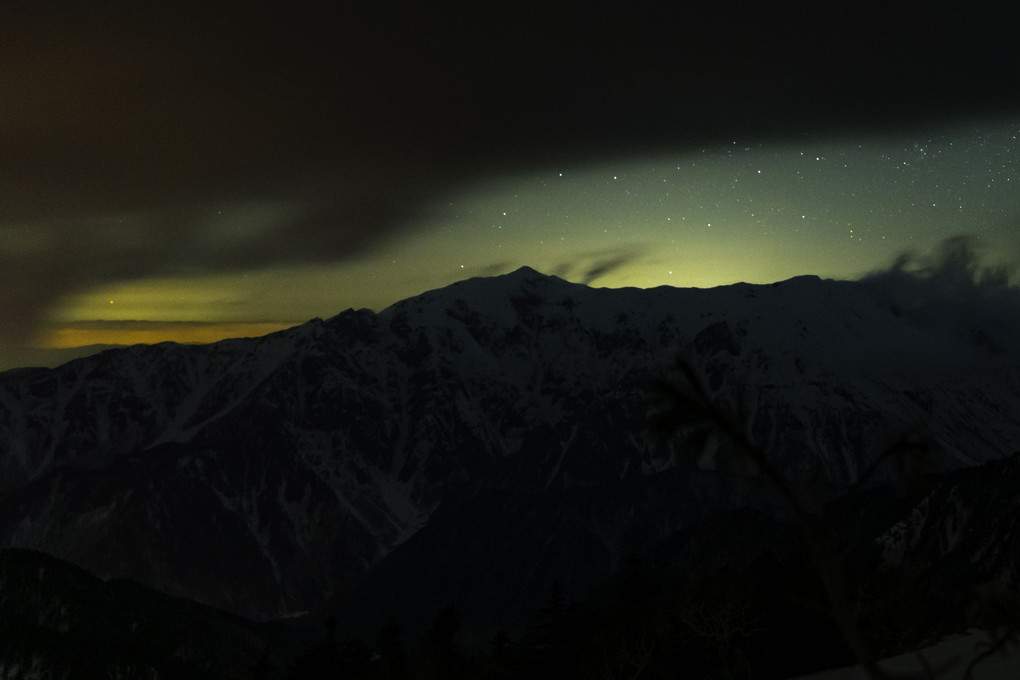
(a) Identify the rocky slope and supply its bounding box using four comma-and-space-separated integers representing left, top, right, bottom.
0, 267, 1017, 628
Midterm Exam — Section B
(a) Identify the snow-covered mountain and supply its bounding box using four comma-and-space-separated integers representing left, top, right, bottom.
0, 266, 1017, 627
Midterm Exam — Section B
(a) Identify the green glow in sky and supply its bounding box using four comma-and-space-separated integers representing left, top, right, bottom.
48, 117, 1018, 349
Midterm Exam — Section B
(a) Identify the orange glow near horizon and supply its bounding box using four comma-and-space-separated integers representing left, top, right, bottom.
42, 322, 295, 349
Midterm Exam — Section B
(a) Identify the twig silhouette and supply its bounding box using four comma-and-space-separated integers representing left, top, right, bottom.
649, 354, 924, 680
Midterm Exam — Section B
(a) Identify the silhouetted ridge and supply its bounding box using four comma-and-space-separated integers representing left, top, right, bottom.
0, 266, 1016, 670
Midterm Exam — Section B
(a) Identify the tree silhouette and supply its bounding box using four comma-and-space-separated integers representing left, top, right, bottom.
647, 349, 1020, 679
374, 620, 410, 680
648, 354, 905, 679
419, 605, 468, 680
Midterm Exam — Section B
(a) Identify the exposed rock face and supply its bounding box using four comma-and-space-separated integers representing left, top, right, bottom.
0, 267, 1017, 625
878, 452, 1020, 597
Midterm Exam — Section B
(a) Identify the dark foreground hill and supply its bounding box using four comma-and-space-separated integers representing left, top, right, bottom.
0, 547, 286, 679
1, 265, 1018, 677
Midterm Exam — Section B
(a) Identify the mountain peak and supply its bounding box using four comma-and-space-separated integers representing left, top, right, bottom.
496, 265, 568, 286
1, 262, 1018, 639
506, 265, 545, 277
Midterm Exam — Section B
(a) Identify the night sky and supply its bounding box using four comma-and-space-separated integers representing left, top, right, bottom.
3, 1, 1018, 370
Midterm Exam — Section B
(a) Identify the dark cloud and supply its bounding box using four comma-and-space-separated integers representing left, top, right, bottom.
547, 248, 647, 286
579, 253, 645, 286
860, 235, 1020, 356
2, 1, 1017, 349
0, 3, 449, 344
0, 191, 436, 345
864, 235, 1018, 296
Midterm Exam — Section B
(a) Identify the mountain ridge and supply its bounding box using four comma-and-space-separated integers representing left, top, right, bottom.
0, 267, 1017, 628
